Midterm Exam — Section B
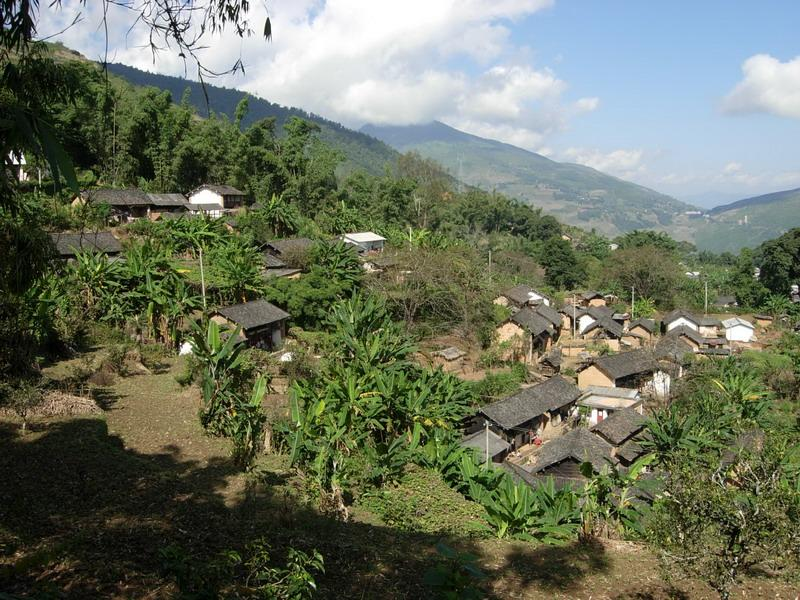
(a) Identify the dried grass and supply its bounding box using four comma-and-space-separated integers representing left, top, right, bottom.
0, 391, 102, 419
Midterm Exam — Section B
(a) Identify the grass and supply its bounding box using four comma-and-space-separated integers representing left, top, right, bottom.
1, 352, 798, 598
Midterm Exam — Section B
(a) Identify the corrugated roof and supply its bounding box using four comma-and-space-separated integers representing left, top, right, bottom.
722, 317, 754, 330
591, 408, 646, 446
480, 376, 581, 429
49, 231, 122, 256
342, 231, 386, 243
214, 299, 290, 331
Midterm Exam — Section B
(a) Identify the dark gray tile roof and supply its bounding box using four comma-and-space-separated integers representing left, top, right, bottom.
713, 295, 737, 306
534, 303, 562, 327
266, 238, 316, 255
214, 299, 290, 331
591, 350, 657, 380
662, 309, 700, 326
49, 231, 122, 257
616, 438, 647, 463
263, 253, 288, 268
83, 188, 150, 206
540, 347, 562, 368
502, 284, 538, 305
511, 308, 553, 337
192, 184, 246, 196
582, 291, 604, 300
583, 317, 624, 338
460, 429, 510, 462
654, 336, 693, 363
480, 376, 581, 429
146, 193, 188, 207
587, 305, 613, 319
666, 324, 706, 345
628, 318, 655, 333
698, 316, 722, 327
528, 428, 614, 473
591, 408, 646, 446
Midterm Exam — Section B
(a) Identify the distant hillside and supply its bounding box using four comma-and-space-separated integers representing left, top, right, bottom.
104, 63, 398, 177
686, 187, 800, 253
362, 121, 695, 237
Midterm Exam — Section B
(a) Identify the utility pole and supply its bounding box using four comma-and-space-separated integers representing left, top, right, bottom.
572, 294, 577, 356
631, 286, 635, 320
484, 420, 490, 471
704, 280, 708, 315
199, 246, 207, 310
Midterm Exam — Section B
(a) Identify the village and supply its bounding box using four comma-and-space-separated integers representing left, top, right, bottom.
48, 184, 781, 496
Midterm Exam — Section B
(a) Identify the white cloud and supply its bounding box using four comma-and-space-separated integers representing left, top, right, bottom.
561, 147, 646, 179
34, 0, 602, 151
723, 162, 743, 174
723, 54, 800, 119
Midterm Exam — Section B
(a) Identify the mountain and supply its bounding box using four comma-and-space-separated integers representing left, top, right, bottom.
686, 187, 800, 253
103, 63, 398, 177
361, 121, 695, 237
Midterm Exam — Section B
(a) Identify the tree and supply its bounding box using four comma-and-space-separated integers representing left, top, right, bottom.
539, 237, 584, 289
615, 230, 678, 253
757, 228, 800, 296
648, 441, 800, 600
603, 246, 682, 307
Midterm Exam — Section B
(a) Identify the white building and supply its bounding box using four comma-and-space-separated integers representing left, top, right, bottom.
722, 317, 755, 343
341, 231, 386, 253
577, 386, 643, 426
188, 184, 248, 214
663, 309, 700, 332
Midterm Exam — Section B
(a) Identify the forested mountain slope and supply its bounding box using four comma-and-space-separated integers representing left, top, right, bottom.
101, 63, 399, 177
362, 121, 695, 237
685, 187, 800, 253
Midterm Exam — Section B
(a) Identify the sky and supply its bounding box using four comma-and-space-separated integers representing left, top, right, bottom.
38, 0, 800, 207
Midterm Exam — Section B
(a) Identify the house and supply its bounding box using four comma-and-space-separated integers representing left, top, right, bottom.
262, 253, 301, 280
662, 309, 700, 333
477, 376, 582, 449
211, 299, 291, 350
265, 238, 317, 268
577, 350, 670, 398
539, 347, 562, 375
494, 304, 560, 362
146, 193, 189, 219
578, 386, 643, 426
754, 314, 774, 328
460, 428, 510, 464
188, 184, 248, 211
627, 318, 656, 342
7, 151, 29, 181
74, 189, 189, 221
524, 428, 614, 482
49, 231, 123, 259
722, 317, 755, 343
713, 295, 738, 309
590, 408, 648, 467
698, 316, 722, 338
581, 291, 606, 307
494, 284, 550, 308
340, 231, 386, 253
653, 336, 693, 379
582, 317, 625, 351
665, 325, 728, 355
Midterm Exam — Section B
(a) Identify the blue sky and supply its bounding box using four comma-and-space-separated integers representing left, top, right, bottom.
41, 0, 800, 206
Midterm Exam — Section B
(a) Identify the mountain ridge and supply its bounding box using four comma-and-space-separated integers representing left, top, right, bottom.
362, 121, 695, 237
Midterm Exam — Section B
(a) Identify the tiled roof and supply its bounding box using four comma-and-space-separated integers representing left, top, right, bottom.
591, 408, 646, 446
192, 184, 246, 196
511, 307, 554, 337
84, 188, 150, 206
49, 231, 122, 256
214, 299, 290, 331
591, 350, 657, 380
460, 429, 510, 462
528, 428, 614, 473
628, 318, 656, 333
480, 376, 581, 429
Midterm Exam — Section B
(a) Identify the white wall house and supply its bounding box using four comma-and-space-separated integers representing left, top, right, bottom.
664, 309, 700, 332
188, 184, 247, 211
341, 232, 386, 253
577, 313, 597, 334
722, 317, 755, 343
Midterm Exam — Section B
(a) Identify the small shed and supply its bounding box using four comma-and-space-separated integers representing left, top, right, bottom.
341, 231, 386, 253
754, 314, 774, 328
460, 428, 511, 464
627, 318, 655, 341
582, 291, 606, 307
713, 295, 738, 309
722, 317, 755, 343
211, 299, 291, 350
